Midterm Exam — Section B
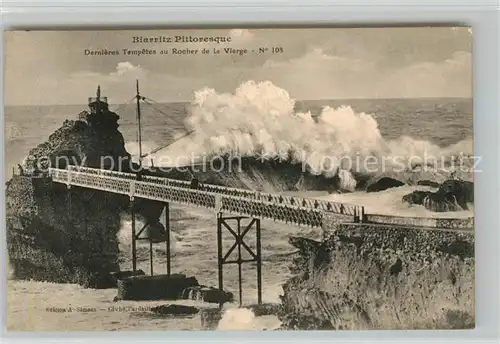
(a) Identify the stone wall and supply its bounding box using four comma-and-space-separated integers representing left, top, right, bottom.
321, 212, 355, 239
365, 214, 474, 229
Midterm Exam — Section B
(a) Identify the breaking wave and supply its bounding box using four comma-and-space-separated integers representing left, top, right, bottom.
138, 80, 473, 193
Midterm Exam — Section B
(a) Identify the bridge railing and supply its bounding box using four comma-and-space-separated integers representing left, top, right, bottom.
62, 165, 361, 216
135, 181, 217, 210
50, 166, 333, 228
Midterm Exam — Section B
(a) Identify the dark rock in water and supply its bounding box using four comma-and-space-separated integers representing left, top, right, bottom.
80, 269, 117, 289
423, 192, 460, 212
417, 180, 474, 212
116, 273, 199, 301
402, 180, 474, 212
366, 177, 405, 193
279, 314, 334, 330
109, 270, 146, 286
417, 180, 441, 188
151, 304, 199, 316
246, 303, 283, 317
181, 285, 234, 304
402, 191, 433, 205
438, 180, 474, 210
139, 221, 167, 243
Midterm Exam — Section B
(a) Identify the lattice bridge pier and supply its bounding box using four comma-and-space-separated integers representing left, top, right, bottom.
129, 199, 172, 277
217, 214, 262, 308
127, 199, 264, 308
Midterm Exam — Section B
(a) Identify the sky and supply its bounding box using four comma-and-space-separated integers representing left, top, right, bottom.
4, 27, 472, 106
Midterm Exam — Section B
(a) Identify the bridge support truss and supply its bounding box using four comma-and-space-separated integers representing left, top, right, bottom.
130, 200, 171, 276
217, 214, 262, 308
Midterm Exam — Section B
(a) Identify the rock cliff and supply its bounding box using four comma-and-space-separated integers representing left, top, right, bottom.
6, 101, 164, 288
279, 225, 474, 330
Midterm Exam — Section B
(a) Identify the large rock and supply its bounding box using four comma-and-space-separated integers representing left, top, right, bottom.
279, 313, 335, 330
401, 180, 474, 212
6, 175, 127, 288
5, 102, 165, 287
109, 270, 146, 287
151, 304, 199, 317
280, 225, 474, 330
116, 274, 199, 301
417, 180, 441, 188
423, 192, 461, 212
401, 190, 433, 206
366, 177, 405, 193
181, 286, 234, 304
437, 180, 474, 210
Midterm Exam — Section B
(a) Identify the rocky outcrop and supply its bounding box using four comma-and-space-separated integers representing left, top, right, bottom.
401, 190, 433, 205
417, 180, 441, 188
438, 180, 474, 210
23, 105, 131, 173
151, 304, 199, 317
402, 179, 474, 212
6, 166, 128, 288
181, 286, 234, 304
423, 192, 461, 212
116, 274, 199, 301
5, 101, 165, 287
366, 177, 405, 193
279, 225, 474, 330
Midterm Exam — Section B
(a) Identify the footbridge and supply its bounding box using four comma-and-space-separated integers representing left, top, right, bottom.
48, 165, 474, 306
50, 166, 365, 228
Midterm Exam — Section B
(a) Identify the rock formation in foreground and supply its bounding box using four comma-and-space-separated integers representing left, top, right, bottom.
6, 99, 165, 288
402, 179, 474, 212
279, 225, 474, 330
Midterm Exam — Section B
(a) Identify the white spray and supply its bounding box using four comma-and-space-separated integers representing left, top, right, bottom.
152, 80, 473, 188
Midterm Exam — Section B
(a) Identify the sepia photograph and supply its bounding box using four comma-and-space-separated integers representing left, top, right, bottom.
4, 27, 474, 331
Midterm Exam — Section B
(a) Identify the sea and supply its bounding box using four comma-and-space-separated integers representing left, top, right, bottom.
4, 85, 474, 330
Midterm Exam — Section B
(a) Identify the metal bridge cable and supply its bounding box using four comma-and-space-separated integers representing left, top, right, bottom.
109, 95, 136, 113
140, 97, 254, 159
142, 97, 191, 127
138, 98, 197, 158
143, 96, 245, 133
141, 99, 260, 160
141, 129, 197, 158
142, 96, 169, 107
144, 98, 247, 134
141, 99, 189, 132
141, 98, 183, 123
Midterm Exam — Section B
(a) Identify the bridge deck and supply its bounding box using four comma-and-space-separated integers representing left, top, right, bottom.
49, 166, 364, 228
49, 166, 474, 231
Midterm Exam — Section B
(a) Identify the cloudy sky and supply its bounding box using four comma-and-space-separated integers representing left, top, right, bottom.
4, 27, 472, 106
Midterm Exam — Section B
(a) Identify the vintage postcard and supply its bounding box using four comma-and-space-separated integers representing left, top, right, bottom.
4, 27, 474, 331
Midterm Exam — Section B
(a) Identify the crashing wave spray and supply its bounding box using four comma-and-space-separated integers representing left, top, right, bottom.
183, 81, 391, 189
154, 80, 473, 189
